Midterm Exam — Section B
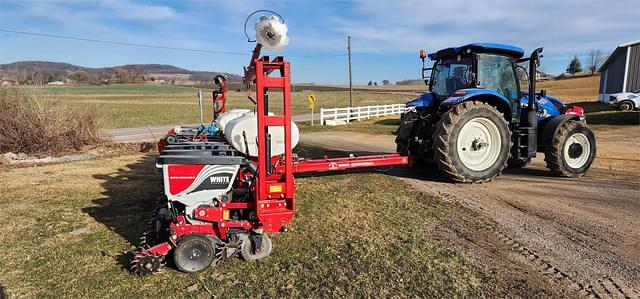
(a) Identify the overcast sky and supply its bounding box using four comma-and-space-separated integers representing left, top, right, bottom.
1, 0, 638, 84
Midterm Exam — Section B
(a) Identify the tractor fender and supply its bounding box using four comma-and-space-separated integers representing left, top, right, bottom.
440, 89, 514, 120
538, 114, 581, 150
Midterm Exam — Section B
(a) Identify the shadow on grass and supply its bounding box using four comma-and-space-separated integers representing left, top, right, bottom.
295, 144, 452, 182
587, 111, 640, 126
374, 118, 401, 126
82, 154, 162, 269
570, 101, 613, 113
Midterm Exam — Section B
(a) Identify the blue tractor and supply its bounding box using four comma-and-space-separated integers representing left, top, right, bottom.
395, 43, 596, 183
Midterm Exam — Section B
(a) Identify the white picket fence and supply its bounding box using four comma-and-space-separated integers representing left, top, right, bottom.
319, 103, 407, 126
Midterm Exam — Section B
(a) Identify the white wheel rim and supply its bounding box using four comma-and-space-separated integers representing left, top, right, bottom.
563, 132, 590, 169
456, 117, 502, 171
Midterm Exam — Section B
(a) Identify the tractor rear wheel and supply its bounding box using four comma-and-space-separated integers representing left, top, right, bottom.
433, 101, 511, 183
545, 120, 596, 177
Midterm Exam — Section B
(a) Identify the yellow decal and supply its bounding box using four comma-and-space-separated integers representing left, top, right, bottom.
269, 185, 283, 193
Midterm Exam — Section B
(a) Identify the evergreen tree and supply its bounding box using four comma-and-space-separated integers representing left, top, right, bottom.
567, 55, 583, 74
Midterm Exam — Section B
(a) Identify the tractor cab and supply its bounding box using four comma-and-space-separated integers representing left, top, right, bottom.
424, 43, 523, 104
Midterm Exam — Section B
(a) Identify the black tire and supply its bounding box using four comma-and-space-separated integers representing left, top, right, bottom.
173, 234, 216, 273
433, 101, 512, 183
619, 101, 634, 111
545, 120, 596, 177
507, 157, 531, 168
395, 111, 418, 155
240, 233, 272, 261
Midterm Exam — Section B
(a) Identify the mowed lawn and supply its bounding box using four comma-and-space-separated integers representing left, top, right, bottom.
0, 153, 490, 298
18, 85, 413, 128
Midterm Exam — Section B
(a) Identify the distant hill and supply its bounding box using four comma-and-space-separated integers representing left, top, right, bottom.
0, 61, 242, 85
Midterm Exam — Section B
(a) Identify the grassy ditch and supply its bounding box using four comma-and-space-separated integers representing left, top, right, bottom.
0, 153, 490, 298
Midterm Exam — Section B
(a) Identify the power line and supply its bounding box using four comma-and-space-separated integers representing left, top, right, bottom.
0, 29, 248, 55
0, 28, 347, 58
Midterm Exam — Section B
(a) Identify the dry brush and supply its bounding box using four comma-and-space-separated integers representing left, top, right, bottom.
0, 88, 102, 154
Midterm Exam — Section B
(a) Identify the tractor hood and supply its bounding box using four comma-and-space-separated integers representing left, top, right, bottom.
520, 92, 566, 118
406, 92, 435, 108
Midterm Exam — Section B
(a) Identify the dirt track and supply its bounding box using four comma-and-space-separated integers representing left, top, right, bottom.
300, 130, 640, 298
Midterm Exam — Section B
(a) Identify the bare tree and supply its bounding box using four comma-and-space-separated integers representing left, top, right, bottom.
70, 70, 90, 83
115, 69, 129, 83
125, 65, 141, 83
99, 71, 113, 84
588, 50, 603, 75
17, 69, 29, 85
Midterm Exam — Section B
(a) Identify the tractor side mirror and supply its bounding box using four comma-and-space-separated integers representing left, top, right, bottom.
531, 47, 544, 66
419, 49, 431, 81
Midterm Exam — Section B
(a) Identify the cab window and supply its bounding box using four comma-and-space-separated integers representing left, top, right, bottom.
477, 54, 518, 101
431, 56, 473, 97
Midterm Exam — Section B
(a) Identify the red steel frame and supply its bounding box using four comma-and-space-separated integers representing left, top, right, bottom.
293, 154, 408, 173
212, 76, 228, 119
252, 55, 295, 233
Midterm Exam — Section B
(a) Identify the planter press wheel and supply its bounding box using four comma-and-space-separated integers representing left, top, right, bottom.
240, 233, 273, 261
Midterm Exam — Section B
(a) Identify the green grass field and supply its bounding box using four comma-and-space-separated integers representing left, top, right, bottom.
0, 152, 491, 298
23, 84, 198, 95
15, 85, 413, 128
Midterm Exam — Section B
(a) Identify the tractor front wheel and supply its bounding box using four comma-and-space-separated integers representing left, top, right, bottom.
545, 120, 596, 177
433, 101, 511, 183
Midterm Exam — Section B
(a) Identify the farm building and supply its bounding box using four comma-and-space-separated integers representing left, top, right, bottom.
598, 40, 640, 101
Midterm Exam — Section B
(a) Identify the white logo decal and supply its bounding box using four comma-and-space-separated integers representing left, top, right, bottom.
209, 176, 230, 184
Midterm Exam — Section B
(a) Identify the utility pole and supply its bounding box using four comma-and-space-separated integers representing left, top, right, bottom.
347, 35, 353, 108
197, 89, 204, 123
